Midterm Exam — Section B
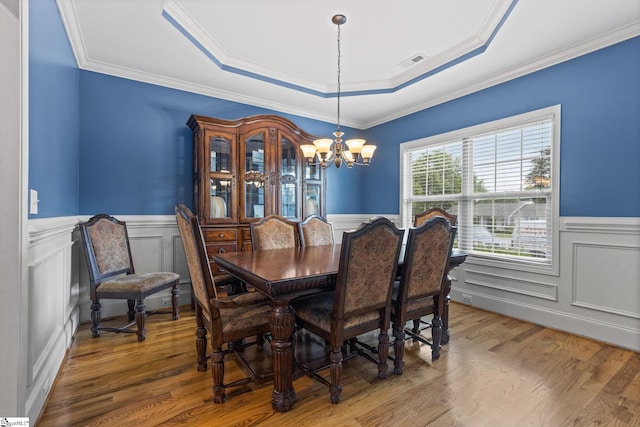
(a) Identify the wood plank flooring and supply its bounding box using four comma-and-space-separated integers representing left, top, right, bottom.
37, 303, 640, 426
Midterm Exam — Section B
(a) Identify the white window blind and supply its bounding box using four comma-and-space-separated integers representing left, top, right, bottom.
401, 106, 559, 265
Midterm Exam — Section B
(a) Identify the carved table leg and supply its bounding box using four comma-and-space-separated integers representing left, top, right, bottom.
269, 299, 296, 412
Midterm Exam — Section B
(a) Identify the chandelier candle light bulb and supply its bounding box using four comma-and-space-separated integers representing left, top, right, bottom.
301, 14, 376, 169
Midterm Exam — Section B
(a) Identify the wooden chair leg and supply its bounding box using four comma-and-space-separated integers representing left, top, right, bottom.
393, 325, 405, 375
127, 299, 135, 321
257, 333, 265, 349
329, 348, 343, 404
195, 306, 208, 372
91, 300, 101, 338
377, 330, 390, 379
412, 318, 420, 342
431, 315, 443, 360
135, 300, 146, 341
171, 282, 180, 320
211, 349, 226, 403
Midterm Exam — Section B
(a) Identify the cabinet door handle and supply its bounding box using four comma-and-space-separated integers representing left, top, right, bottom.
218, 248, 226, 254
219, 233, 225, 238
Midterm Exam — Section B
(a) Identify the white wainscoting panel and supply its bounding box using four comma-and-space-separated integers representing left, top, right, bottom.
572, 243, 640, 318
25, 213, 640, 423
26, 216, 79, 422
464, 267, 558, 301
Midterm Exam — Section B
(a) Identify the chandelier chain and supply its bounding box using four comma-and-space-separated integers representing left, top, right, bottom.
336, 22, 341, 132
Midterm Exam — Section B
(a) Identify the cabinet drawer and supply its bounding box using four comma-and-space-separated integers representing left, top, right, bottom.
206, 243, 237, 258
204, 228, 237, 242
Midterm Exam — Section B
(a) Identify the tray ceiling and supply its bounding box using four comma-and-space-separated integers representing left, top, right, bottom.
57, 0, 640, 128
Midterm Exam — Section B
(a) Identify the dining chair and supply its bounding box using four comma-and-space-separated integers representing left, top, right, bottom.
79, 214, 180, 342
292, 216, 403, 404
175, 204, 273, 403
391, 216, 455, 374
250, 214, 300, 250
410, 207, 458, 338
298, 214, 334, 247
413, 207, 457, 227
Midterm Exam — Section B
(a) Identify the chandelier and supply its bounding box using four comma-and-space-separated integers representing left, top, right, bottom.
301, 14, 376, 169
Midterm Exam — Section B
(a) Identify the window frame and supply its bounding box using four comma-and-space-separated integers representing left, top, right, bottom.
399, 105, 561, 275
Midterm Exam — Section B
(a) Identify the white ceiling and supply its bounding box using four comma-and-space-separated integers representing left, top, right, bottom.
57, 0, 640, 129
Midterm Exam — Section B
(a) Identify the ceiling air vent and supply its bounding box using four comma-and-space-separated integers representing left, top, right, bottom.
399, 53, 428, 69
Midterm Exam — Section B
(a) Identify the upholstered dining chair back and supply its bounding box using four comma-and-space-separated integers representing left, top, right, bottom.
299, 214, 334, 247
392, 216, 456, 373
335, 217, 403, 319
79, 214, 179, 341
176, 205, 218, 309
413, 207, 457, 227
292, 216, 403, 404
401, 217, 455, 300
175, 204, 272, 403
250, 214, 300, 250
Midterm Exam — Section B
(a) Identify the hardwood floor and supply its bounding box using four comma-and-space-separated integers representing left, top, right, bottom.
37, 302, 640, 426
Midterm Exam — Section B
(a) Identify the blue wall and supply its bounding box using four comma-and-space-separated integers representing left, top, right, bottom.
29, 0, 80, 218
364, 36, 640, 217
29, 0, 639, 218
77, 71, 367, 215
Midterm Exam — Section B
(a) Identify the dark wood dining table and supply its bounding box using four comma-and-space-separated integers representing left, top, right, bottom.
214, 244, 466, 412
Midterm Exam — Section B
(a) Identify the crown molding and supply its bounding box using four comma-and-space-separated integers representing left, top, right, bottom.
364, 22, 640, 128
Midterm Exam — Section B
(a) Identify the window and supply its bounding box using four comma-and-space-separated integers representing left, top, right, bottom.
401, 106, 560, 267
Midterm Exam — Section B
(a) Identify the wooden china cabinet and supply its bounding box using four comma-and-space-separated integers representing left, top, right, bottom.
187, 114, 326, 277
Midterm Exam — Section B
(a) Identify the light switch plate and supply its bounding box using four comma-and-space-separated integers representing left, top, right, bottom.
30, 189, 39, 214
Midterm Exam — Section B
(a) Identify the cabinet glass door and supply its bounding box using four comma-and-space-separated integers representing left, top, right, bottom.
210, 136, 231, 173
304, 162, 322, 217
305, 162, 321, 181
208, 135, 233, 221
279, 136, 298, 219
243, 133, 266, 219
304, 183, 321, 217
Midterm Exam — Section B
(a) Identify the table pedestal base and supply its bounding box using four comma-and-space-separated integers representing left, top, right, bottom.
269, 300, 296, 412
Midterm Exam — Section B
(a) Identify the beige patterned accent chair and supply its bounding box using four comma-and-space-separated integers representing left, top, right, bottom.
292, 216, 403, 404
392, 216, 456, 374
79, 214, 180, 342
176, 204, 272, 403
250, 214, 300, 250
299, 214, 334, 247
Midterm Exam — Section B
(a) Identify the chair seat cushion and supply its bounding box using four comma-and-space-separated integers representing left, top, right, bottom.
293, 293, 380, 333
391, 282, 435, 315
97, 272, 179, 299
219, 301, 272, 335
